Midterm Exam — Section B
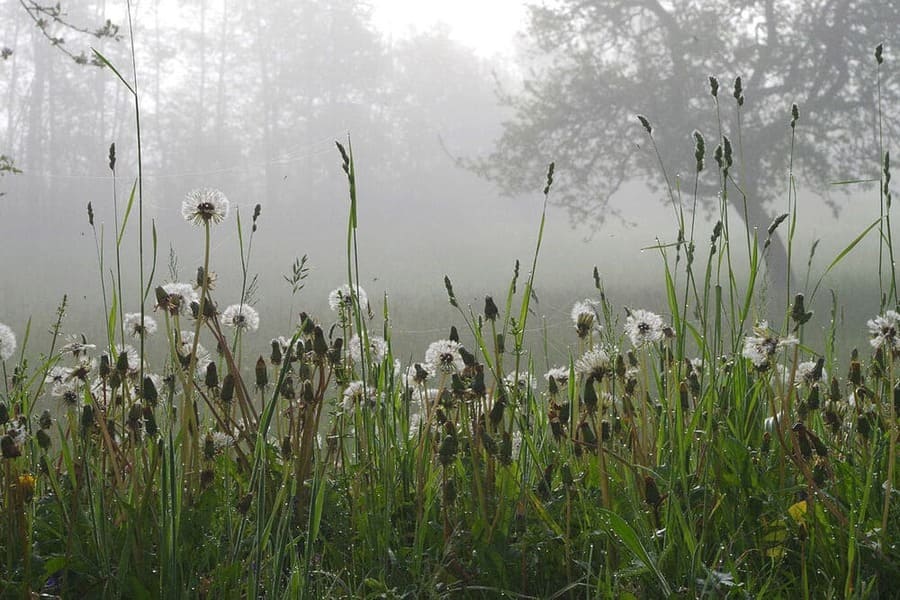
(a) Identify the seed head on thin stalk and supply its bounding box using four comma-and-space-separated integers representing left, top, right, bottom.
182, 188, 230, 226
0, 323, 16, 361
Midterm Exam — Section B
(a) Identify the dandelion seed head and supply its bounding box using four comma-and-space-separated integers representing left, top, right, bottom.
796, 360, 826, 385
61, 335, 95, 358
124, 312, 158, 338
576, 348, 611, 380
210, 430, 234, 451
348, 334, 388, 365
544, 366, 570, 387
52, 380, 82, 406
571, 299, 601, 338
113, 344, 143, 375
401, 362, 434, 388
160, 282, 199, 315
182, 188, 229, 225
424, 339, 465, 375
9, 425, 27, 447
504, 370, 536, 393
328, 284, 368, 314
0, 323, 16, 361
45, 366, 70, 386
868, 311, 900, 351
342, 380, 375, 412
741, 323, 797, 369
222, 304, 260, 332
176, 331, 211, 374
624, 309, 665, 348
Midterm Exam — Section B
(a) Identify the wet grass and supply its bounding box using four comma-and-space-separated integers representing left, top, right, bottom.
0, 44, 899, 600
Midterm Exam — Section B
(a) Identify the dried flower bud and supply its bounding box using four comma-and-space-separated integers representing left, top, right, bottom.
583, 377, 598, 412
543, 161, 555, 196
444, 276, 458, 308
692, 129, 705, 172
36, 429, 51, 450
221, 373, 234, 403
270, 340, 283, 365
255, 356, 268, 389
115, 350, 129, 374
313, 326, 328, 357
484, 296, 499, 321
733, 76, 744, 106
1, 434, 20, 458
205, 362, 219, 390
790, 293, 813, 327
144, 406, 158, 437
637, 114, 652, 135
39, 409, 52, 429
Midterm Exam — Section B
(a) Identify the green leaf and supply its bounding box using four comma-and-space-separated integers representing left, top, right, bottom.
598, 509, 672, 596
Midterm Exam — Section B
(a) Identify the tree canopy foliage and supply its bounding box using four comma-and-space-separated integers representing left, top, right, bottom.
480, 0, 900, 283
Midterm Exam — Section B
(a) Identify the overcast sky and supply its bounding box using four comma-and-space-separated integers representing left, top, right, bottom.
369, 0, 528, 57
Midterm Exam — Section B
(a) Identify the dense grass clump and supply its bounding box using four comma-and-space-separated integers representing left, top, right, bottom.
1, 46, 900, 599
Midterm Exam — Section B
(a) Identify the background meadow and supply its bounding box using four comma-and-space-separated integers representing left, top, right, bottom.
1, 1, 900, 598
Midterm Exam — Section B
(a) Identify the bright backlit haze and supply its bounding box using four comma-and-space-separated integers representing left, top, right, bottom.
370, 0, 528, 56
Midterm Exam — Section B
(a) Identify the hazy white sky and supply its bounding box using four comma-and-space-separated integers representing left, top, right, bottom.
370, 0, 529, 57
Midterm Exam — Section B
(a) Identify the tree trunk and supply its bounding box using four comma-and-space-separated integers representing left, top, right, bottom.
730, 182, 793, 312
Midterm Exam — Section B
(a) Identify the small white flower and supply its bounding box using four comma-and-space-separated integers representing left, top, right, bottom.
624, 309, 665, 348
176, 331, 211, 374
510, 430, 523, 460
9, 426, 27, 446
571, 299, 601, 337
545, 366, 570, 385
137, 372, 164, 402
113, 344, 144, 375
45, 365, 71, 386
401, 362, 434, 388
0, 322, 16, 361
575, 348, 611, 380
868, 310, 900, 351
160, 282, 199, 315
221, 304, 260, 332
742, 323, 798, 369
182, 188, 230, 226
51, 380, 82, 406
504, 370, 536, 393
328, 284, 368, 314
60, 334, 95, 358
424, 339, 465, 375
408, 412, 425, 440
348, 334, 388, 364
411, 386, 439, 407
341, 380, 376, 412
796, 360, 826, 386
210, 430, 234, 451
124, 312, 158, 338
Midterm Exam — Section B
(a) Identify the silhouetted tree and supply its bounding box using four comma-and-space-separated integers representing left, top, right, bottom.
479, 0, 900, 288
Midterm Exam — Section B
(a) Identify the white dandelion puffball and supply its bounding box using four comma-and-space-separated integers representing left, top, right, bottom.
624, 309, 665, 348
0, 322, 16, 361
424, 339, 465, 375
222, 304, 260, 332
182, 188, 230, 225
124, 312, 158, 338
328, 284, 368, 313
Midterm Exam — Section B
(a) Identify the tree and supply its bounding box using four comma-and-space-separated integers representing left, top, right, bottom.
478, 0, 900, 288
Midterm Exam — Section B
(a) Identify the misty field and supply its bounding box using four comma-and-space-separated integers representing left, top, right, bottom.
3, 14, 900, 600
